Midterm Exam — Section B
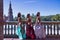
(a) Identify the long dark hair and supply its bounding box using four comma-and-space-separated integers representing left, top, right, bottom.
27, 14, 31, 22
17, 12, 21, 23
36, 12, 41, 23
36, 12, 41, 22
18, 12, 21, 17
36, 12, 40, 17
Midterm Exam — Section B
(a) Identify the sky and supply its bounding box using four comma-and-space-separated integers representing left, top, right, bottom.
3, 0, 60, 18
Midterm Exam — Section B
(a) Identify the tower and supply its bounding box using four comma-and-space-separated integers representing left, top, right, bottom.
8, 1, 13, 21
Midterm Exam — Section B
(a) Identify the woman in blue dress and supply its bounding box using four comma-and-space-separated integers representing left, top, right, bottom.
16, 12, 26, 39
16, 12, 23, 39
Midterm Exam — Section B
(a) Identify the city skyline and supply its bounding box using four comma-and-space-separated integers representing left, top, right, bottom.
4, 0, 60, 18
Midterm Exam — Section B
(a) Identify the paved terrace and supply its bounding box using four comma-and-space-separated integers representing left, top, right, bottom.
3, 38, 60, 40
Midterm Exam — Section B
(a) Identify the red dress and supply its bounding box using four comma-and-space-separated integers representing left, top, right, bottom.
26, 23, 36, 39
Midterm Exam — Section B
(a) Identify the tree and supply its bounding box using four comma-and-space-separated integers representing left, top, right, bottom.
13, 17, 18, 21
51, 14, 60, 21
31, 13, 36, 22
21, 15, 26, 21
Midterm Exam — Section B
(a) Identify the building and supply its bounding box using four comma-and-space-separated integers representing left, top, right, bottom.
8, 1, 13, 21
3, 15, 8, 22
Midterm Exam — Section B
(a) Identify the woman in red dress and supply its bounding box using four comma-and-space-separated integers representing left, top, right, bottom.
26, 14, 36, 39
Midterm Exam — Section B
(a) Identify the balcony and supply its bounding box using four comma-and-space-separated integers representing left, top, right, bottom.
3, 21, 60, 40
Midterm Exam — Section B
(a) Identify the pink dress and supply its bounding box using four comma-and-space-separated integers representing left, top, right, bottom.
34, 24, 46, 38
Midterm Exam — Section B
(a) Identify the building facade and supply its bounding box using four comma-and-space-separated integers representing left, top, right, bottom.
8, 1, 13, 21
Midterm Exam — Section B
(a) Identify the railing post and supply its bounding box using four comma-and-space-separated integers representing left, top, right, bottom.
5, 25, 6, 35
14, 25, 16, 35
47, 24, 49, 35
44, 24, 46, 35
8, 25, 9, 35
50, 24, 52, 35
11, 25, 13, 35
54, 24, 55, 35
57, 24, 59, 35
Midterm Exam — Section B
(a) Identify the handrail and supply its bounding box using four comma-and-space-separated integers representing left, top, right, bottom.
3, 21, 60, 38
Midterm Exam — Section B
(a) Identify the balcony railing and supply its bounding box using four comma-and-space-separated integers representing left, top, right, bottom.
3, 21, 60, 38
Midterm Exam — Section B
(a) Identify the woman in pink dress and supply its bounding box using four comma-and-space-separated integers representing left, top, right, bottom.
34, 12, 46, 40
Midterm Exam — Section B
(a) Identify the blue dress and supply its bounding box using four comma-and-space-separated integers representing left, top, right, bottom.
21, 24, 26, 39
16, 24, 26, 39
22, 29, 26, 39
16, 25, 23, 39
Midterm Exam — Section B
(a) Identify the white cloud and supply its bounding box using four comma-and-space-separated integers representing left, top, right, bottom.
24, 0, 37, 3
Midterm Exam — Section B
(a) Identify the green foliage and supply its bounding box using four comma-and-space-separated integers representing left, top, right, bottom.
51, 14, 60, 21
31, 13, 36, 22
13, 17, 18, 21
21, 15, 26, 21
13, 14, 60, 21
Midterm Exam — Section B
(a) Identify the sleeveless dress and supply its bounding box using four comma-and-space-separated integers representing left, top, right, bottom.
16, 24, 23, 39
21, 24, 26, 39
34, 24, 46, 38
26, 24, 36, 39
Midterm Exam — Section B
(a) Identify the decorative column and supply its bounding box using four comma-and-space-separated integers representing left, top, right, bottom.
0, 0, 3, 40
